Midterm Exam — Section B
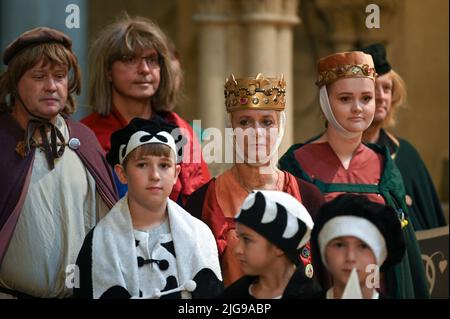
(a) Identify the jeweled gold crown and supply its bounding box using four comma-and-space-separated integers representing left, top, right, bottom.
224, 73, 286, 112
316, 51, 376, 87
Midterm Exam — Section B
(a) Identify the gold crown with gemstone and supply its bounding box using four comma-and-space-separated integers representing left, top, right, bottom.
224, 73, 286, 112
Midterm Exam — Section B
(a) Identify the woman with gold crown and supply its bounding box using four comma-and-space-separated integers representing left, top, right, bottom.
279, 51, 429, 299
185, 73, 324, 289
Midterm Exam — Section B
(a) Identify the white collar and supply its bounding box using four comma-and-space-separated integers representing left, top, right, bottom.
326, 287, 379, 299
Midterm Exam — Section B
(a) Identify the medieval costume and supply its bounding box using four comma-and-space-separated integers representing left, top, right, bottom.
81, 17, 211, 205
186, 74, 325, 287
311, 194, 406, 299
279, 51, 429, 299
218, 266, 321, 299
75, 195, 223, 299
360, 43, 446, 230
74, 117, 222, 299
0, 27, 118, 298
218, 191, 322, 299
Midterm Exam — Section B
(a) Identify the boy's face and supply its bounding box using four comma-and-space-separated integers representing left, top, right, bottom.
325, 236, 377, 289
115, 150, 180, 211
234, 223, 282, 276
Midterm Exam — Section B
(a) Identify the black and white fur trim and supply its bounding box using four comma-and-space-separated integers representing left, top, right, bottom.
85, 196, 222, 299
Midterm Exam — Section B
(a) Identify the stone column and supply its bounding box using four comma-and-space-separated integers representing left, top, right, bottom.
239, 0, 281, 75
277, 0, 300, 156
316, 0, 358, 51
193, 0, 230, 176
194, 0, 300, 173
239, 0, 300, 157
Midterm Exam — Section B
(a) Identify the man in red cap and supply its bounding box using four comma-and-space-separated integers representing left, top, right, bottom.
0, 27, 118, 298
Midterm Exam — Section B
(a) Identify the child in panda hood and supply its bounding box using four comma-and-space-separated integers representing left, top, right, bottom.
74, 117, 223, 299
311, 194, 406, 299
218, 191, 322, 299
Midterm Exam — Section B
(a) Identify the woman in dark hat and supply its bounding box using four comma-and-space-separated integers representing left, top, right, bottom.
311, 194, 406, 299
361, 43, 446, 231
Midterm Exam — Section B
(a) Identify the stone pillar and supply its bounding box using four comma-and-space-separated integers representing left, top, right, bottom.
193, 0, 230, 176
239, 0, 300, 157
240, 0, 281, 75
226, 0, 245, 77
278, 0, 300, 156
316, 0, 358, 51
194, 0, 300, 174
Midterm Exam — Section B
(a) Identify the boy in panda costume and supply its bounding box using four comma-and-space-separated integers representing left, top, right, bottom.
74, 117, 223, 299
218, 191, 322, 299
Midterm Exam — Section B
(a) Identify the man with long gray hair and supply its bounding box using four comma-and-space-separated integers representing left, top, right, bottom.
81, 15, 210, 204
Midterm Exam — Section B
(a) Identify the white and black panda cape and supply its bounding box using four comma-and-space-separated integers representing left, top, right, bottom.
74, 195, 223, 299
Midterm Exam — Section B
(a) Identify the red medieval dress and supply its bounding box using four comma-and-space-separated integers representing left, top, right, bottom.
279, 141, 430, 299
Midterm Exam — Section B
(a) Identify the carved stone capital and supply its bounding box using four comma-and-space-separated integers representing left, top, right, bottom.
193, 0, 232, 24
239, 0, 300, 26
315, 0, 397, 48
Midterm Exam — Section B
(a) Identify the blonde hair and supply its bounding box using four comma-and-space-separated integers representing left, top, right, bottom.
383, 69, 407, 128
0, 43, 81, 116
88, 14, 176, 116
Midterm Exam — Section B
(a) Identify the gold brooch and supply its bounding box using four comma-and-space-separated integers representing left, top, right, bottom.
15, 141, 27, 158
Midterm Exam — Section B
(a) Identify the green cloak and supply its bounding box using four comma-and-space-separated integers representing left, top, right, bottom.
279, 142, 429, 299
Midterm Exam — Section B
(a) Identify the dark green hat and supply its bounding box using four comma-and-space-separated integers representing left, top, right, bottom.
360, 43, 391, 75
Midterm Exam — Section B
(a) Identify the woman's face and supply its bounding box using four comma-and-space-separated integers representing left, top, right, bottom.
327, 77, 375, 133
230, 109, 280, 164
373, 73, 393, 125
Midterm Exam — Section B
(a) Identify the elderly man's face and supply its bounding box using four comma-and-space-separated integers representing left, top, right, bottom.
16, 59, 68, 120
109, 47, 161, 103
